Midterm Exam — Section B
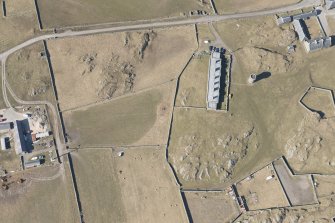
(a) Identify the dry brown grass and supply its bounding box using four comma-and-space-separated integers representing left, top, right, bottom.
236, 164, 289, 210
214, 0, 300, 14
302, 87, 335, 118
0, 162, 79, 223
214, 16, 335, 176
326, 15, 335, 35
36, 0, 212, 28
64, 81, 176, 147
6, 42, 56, 103
72, 147, 188, 223
314, 175, 335, 198
176, 56, 209, 107
48, 26, 196, 111
184, 191, 240, 223
168, 108, 259, 188
0, 0, 39, 53
71, 150, 126, 223
169, 16, 335, 190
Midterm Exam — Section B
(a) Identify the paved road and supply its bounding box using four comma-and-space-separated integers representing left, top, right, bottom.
0, 0, 320, 61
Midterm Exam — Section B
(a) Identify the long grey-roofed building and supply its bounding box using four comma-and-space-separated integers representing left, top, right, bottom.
277, 10, 318, 26
24, 159, 41, 169
292, 10, 318, 20
13, 120, 28, 155
0, 122, 11, 131
293, 19, 307, 41
304, 36, 332, 52
207, 50, 223, 110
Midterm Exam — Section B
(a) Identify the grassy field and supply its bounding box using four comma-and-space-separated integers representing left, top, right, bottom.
302, 87, 335, 118
236, 164, 289, 210
48, 26, 196, 111
64, 89, 160, 147
0, 0, 39, 53
169, 16, 335, 188
176, 56, 209, 107
71, 147, 188, 223
184, 191, 240, 223
214, 16, 335, 175
6, 42, 56, 104
314, 175, 335, 198
0, 162, 79, 223
326, 15, 335, 35
36, 0, 212, 28
168, 108, 260, 188
214, 0, 300, 14
71, 150, 126, 223
64, 81, 176, 147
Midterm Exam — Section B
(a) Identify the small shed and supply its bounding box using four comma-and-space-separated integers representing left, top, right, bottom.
36, 131, 50, 139
0, 122, 11, 131
0, 137, 7, 150
24, 159, 41, 169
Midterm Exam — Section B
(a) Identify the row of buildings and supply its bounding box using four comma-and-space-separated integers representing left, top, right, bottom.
277, 10, 333, 52
207, 47, 225, 110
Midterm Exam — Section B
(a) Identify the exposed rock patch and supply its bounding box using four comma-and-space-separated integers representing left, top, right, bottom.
284, 112, 335, 173
172, 125, 258, 183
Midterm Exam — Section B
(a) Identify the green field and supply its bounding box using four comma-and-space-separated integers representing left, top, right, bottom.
64, 89, 161, 147
37, 0, 211, 28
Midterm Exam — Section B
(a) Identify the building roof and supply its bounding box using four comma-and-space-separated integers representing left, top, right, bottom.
1, 137, 6, 151
24, 159, 41, 169
293, 19, 307, 41
207, 50, 223, 110
0, 122, 11, 130
36, 131, 50, 138
292, 10, 318, 20
14, 120, 28, 155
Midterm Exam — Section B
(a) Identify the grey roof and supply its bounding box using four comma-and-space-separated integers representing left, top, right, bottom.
0, 122, 11, 130
14, 120, 28, 155
292, 10, 317, 20
276, 16, 292, 25
304, 37, 332, 52
207, 51, 222, 110
1, 137, 6, 150
293, 19, 307, 41
24, 159, 41, 169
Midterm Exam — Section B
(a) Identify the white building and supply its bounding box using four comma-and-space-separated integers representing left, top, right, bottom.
207, 49, 223, 110
1, 137, 7, 151
293, 19, 308, 41
304, 37, 332, 52
36, 131, 50, 139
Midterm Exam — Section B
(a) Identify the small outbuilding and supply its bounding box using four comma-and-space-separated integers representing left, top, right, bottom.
0, 122, 11, 131
24, 159, 41, 169
0, 137, 8, 150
